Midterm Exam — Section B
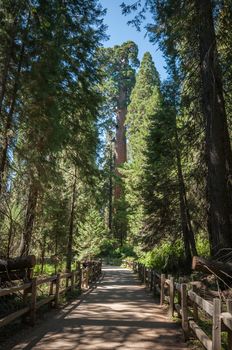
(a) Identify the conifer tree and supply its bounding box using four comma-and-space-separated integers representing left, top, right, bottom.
100, 41, 139, 244
125, 52, 160, 240
122, 0, 232, 257
0, 0, 106, 258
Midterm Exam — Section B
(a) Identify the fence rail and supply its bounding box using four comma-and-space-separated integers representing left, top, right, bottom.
0, 260, 102, 329
126, 261, 232, 350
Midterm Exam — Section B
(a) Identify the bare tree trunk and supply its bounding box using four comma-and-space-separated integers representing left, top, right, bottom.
20, 182, 39, 256
66, 167, 77, 272
175, 125, 197, 262
40, 235, 46, 274
195, 0, 232, 255
54, 232, 58, 274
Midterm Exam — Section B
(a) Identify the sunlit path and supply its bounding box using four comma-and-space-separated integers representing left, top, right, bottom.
5, 267, 188, 350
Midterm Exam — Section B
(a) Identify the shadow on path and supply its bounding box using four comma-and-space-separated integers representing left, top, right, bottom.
3, 266, 189, 350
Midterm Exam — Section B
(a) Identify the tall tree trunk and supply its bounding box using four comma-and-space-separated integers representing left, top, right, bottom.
114, 87, 127, 199
109, 138, 113, 234
195, 0, 232, 255
0, 41, 25, 194
40, 235, 46, 274
175, 124, 197, 267
20, 182, 39, 256
54, 232, 58, 274
66, 167, 77, 272
114, 87, 127, 244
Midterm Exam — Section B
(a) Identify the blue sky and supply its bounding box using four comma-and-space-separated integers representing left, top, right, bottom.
99, 0, 167, 80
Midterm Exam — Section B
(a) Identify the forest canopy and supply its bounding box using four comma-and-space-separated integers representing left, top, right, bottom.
0, 0, 232, 274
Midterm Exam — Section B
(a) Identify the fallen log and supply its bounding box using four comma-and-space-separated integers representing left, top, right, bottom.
192, 256, 232, 285
0, 255, 36, 272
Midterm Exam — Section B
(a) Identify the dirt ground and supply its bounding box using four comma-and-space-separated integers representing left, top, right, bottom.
1, 266, 190, 350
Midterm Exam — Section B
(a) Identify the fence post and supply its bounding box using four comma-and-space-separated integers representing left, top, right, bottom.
86, 267, 90, 288
76, 262, 82, 291
81, 268, 85, 288
192, 285, 199, 322
49, 280, 54, 296
30, 277, 37, 325
65, 274, 69, 289
82, 268, 89, 289
143, 265, 146, 284
181, 283, 189, 340
169, 276, 174, 317
160, 274, 165, 305
147, 268, 150, 288
212, 298, 221, 350
226, 299, 232, 350
55, 273, 61, 307
153, 271, 157, 296
71, 271, 75, 292
22, 283, 31, 324
150, 270, 153, 292
139, 263, 142, 280
89, 265, 92, 285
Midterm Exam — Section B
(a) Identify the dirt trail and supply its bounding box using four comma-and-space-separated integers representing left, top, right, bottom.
4, 266, 189, 349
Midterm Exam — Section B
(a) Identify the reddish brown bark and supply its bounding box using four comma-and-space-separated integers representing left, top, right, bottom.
114, 88, 127, 199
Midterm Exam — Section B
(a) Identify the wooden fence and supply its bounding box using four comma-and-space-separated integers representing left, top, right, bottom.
127, 261, 232, 350
0, 260, 102, 329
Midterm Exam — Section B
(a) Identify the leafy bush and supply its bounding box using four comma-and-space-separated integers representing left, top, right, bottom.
138, 239, 185, 274
196, 233, 210, 257
115, 243, 136, 259
99, 238, 120, 258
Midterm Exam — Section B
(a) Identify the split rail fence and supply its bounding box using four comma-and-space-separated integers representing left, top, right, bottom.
126, 261, 232, 350
0, 260, 101, 329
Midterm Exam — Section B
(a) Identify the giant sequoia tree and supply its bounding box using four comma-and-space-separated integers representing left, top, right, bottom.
100, 41, 139, 243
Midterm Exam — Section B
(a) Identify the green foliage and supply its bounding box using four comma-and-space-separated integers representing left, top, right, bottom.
99, 41, 139, 109
76, 206, 107, 261
115, 243, 136, 259
124, 52, 161, 241
1, 0, 231, 284
139, 239, 185, 274
100, 238, 118, 257
125, 51, 177, 249
195, 234, 210, 258
0, 0, 107, 260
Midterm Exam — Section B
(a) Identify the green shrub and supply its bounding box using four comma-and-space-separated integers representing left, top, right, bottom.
115, 243, 136, 259
196, 233, 210, 257
138, 239, 185, 274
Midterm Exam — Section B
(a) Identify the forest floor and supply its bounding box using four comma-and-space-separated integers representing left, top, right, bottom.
2, 266, 190, 350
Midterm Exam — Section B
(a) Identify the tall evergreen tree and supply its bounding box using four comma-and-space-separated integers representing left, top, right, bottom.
100, 41, 139, 244
0, 0, 106, 258
122, 0, 232, 256
125, 52, 160, 240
